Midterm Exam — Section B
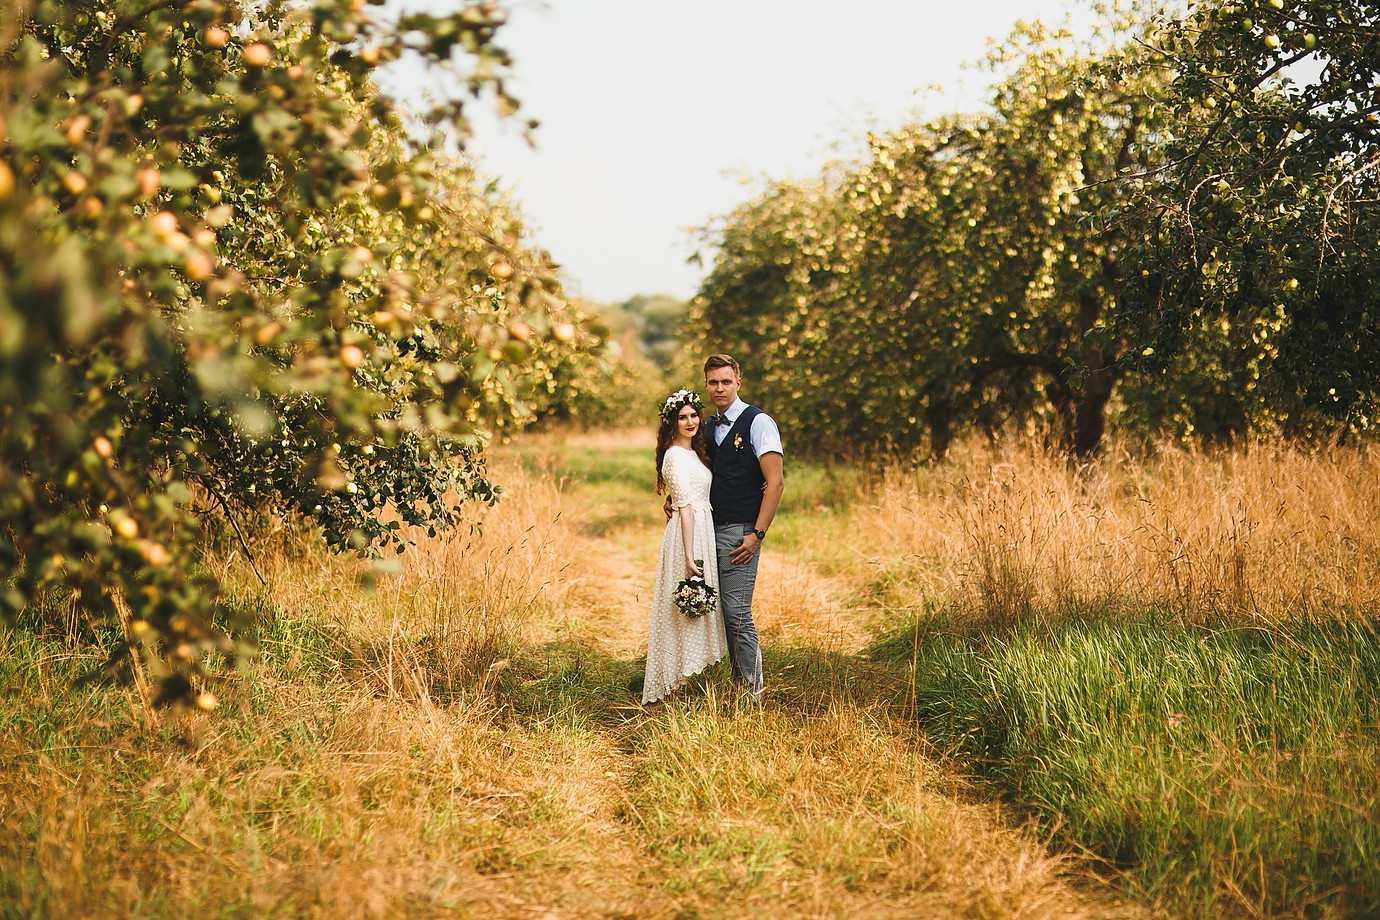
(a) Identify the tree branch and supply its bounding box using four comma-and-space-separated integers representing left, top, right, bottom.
975, 351, 1067, 382
102, 0, 183, 55
198, 476, 268, 587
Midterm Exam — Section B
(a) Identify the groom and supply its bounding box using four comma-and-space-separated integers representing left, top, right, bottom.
702, 354, 784, 702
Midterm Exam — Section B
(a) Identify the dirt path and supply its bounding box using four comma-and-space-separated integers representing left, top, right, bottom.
493, 431, 1143, 920
5, 433, 1146, 920
554, 500, 872, 658
538, 429, 876, 653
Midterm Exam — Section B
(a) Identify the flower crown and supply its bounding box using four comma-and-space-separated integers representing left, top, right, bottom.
659, 388, 705, 422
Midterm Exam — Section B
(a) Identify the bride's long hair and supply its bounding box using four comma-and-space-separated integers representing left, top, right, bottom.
655, 404, 711, 494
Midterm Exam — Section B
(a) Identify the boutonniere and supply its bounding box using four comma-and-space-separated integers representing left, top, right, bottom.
733, 432, 744, 450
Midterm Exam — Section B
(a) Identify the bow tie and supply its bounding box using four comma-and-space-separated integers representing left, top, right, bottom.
711, 415, 730, 428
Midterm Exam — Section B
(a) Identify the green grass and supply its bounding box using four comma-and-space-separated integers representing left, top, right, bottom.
872, 615, 1380, 917
516, 437, 869, 551
559, 444, 652, 485
775, 459, 868, 517
511, 433, 1380, 915
0, 609, 1089, 918
17, 431, 1380, 918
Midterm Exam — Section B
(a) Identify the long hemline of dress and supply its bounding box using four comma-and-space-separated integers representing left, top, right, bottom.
642, 445, 728, 704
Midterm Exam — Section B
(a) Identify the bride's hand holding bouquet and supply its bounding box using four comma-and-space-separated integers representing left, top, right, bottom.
674, 559, 717, 620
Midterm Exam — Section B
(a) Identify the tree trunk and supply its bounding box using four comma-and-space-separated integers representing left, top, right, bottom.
925, 402, 953, 462
1044, 379, 1076, 451
1072, 344, 1116, 458
1063, 122, 1135, 459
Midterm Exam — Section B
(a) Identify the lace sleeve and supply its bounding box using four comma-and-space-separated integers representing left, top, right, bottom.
663, 449, 696, 509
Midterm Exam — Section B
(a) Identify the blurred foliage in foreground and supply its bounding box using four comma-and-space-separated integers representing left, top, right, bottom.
695, 1, 1380, 460
0, 0, 606, 707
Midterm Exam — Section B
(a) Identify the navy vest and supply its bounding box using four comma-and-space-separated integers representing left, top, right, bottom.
707, 405, 765, 524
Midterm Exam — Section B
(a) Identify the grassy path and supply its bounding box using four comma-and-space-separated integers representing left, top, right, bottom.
481, 430, 1142, 919
504, 432, 1380, 920
1, 430, 1147, 919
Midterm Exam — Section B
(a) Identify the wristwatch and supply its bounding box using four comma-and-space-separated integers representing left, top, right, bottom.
750, 528, 766, 540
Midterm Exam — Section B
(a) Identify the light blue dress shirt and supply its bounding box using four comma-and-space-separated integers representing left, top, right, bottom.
713, 397, 783, 457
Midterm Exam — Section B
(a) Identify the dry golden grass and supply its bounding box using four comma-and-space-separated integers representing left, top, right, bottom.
0, 431, 1142, 919
752, 553, 871, 652
20, 430, 1377, 917
620, 700, 1112, 919
796, 437, 1380, 630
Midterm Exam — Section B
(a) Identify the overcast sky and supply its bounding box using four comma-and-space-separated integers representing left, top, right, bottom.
388, 1, 1095, 304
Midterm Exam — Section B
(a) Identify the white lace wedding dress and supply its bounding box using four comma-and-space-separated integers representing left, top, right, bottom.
642, 445, 728, 704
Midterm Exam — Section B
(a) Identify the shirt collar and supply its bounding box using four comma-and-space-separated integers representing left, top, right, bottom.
721, 397, 747, 422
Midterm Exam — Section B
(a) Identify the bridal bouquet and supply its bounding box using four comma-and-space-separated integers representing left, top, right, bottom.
674, 561, 717, 619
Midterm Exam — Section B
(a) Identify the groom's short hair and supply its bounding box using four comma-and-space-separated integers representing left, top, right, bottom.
703, 354, 740, 378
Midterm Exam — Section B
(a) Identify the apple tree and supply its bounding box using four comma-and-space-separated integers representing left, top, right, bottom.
0, 0, 594, 708
694, 21, 1172, 459
1117, 0, 1380, 436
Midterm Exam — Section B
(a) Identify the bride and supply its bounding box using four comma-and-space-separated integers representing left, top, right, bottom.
642, 389, 728, 705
